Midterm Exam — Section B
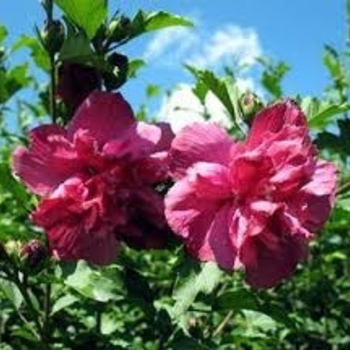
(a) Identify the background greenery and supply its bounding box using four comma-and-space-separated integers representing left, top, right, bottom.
0, 0, 349, 349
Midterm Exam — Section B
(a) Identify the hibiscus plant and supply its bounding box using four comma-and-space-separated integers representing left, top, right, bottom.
0, 0, 350, 349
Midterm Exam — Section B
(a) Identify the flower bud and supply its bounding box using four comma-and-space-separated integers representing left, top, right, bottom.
20, 239, 48, 271
40, 19, 65, 54
240, 92, 264, 125
57, 62, 101, 113
104, 52, 128, 90
107, 16, 131, 42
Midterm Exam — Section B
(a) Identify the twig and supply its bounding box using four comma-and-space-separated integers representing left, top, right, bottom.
212, 311, 233, 337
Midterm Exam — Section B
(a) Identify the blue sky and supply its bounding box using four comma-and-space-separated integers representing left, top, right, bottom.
0, 1, 346, 129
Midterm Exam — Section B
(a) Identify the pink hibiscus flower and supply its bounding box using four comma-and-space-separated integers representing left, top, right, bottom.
13, 92, 174, 264
165, 100, 337, 288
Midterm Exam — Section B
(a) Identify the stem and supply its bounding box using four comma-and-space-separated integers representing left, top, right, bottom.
11, 269, 47, 347
43, 283, 52, 343
49, 55, 57, 124
45, 0, 57, 124
212, 311, 233, 337
95, 303, 102, 334
337, 178, 350, 196
46, 0, 53, 22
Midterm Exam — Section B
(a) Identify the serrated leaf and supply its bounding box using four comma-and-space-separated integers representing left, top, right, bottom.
54, 0, 107, 39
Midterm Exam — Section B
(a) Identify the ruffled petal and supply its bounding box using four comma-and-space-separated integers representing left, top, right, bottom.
246, 100, 308, 148
32, 177, 121, 265
153, 122, 175, 153
239, 207, 308, 288
186, 162, 232, 200
67, 91, 135, 145
287, 160, 337, 231
12, 125, 81, 196
169, 122, 236, 179
103, 122, 162, 160
165, 177, 236, 268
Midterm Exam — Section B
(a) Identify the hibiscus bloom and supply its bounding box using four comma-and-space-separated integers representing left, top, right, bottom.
13, 92, 173, 264
165, 100, 337, 288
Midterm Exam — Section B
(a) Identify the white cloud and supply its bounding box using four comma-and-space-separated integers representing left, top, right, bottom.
189, 25, 261, 69
158, 84, 232, 133
143, 23, 262, 70
143, 27, 198, 65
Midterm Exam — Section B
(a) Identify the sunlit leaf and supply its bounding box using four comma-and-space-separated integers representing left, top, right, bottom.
54, 0, 107, 39
172, 260, 222, 318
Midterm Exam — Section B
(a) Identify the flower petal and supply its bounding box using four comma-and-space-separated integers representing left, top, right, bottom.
67, 91, 135, 145
246, 100, 307, 148
32, 177, 121, 265
239, 208, 308, 288
103, 122, 162, 160
169, 122, 235, 179
165, 177, 236, 268
288, 160, 337, 231
12, 125, 81, 196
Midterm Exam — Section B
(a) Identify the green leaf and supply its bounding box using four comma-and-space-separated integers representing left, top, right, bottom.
54, 0, 107, 39
127, 59, 146, 78
214, 289, 259, 311
12, 35, 50, 71
65, 261, 122, 302
101, 313, 120, 335
309, 102, 350, 130
127, 11, 192, 42
186, 66, 236, 118
241, 310, 277, 338
59, 20, 94, 62
0, 64, 32, 104
172, 260, 222, 318
51, 294, 79, 315
143, 11, 193, 32
0, 278, 23, 310
323, 45, 342, 79
0, 24, 8, 44
258, 57, 290, 98
146, 84, 161, 98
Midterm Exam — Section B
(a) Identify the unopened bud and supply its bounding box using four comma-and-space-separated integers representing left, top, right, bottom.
240, 92, 264, 125
20, 239, 48, 271
40, 19, 65, 54
104, 52, 129, 90
57, 62, 101, 113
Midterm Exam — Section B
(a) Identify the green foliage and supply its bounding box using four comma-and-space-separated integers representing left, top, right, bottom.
0, 0, 350, 349
258, 57, 290, 99
54, 0, 108, 39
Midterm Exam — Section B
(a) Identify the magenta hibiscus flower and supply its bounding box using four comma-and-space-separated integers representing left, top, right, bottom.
165, 100, 337, 288
13, 92, 174, 265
